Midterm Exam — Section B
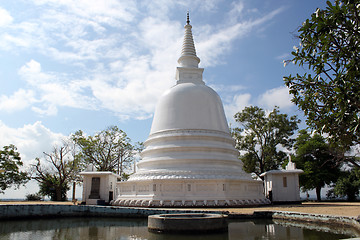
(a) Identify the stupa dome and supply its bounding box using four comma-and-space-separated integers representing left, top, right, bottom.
150, 82, 229, 134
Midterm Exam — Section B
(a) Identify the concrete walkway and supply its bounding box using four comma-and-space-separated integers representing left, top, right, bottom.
209, 202, 360, 218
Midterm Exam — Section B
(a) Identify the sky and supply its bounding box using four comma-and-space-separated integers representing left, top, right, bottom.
0, 0, 328, 199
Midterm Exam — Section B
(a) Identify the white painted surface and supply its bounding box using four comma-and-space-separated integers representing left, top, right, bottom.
150, 83, 229, 134
113, 18, 268, 207
113, 178, 267, 207
80, 172, 120, 205
261, 159, 303, 202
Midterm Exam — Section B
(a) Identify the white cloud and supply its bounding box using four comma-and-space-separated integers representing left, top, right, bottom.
227, 1, 245, 24
349, 145, 360, 158
197, 7, 284, 67
89, 63, 172, 120
17, 59, 98, 116
82, 16, 183, 120
210, 84, 246, 93
0, 33, 31, 50
258, 86, 294, 109
0, 7, 13, 27
31, 104, 58, 116
18, 59, 52, 85
224, 93, 252, 124
0, 121, 65, 167
276, 52, 290, 61
0, 89, 36, 112
33, 0, 137, 24
0, 1, 286, 121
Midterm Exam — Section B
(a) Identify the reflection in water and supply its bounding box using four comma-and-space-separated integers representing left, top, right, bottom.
0, 217, 358, 240
227, 219, 359, 240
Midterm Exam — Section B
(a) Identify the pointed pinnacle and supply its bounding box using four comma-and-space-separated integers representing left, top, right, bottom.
186, 11, 190, 25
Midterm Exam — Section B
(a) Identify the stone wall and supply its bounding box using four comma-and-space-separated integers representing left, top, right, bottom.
0, 204, 215, 220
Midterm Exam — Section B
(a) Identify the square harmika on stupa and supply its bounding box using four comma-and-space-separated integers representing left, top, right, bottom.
112, 14, 269, 207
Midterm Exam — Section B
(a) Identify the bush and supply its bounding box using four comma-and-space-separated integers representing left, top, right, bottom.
25, 193, 43, 201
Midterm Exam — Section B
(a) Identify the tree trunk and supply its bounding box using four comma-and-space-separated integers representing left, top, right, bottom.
119, 154, 123, 177
56, 187, 62, 201
315, 187, 322, 201
72, 182, 76, 202
347, 190, 356, 202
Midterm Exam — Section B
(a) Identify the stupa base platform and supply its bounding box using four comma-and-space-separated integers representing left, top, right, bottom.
111, 179, 270, 207
112, 198, 270, 208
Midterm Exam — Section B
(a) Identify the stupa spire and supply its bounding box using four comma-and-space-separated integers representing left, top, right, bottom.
178, 12, 200, 68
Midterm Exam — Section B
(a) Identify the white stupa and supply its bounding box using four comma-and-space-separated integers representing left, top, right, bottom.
112, 14, 269, 207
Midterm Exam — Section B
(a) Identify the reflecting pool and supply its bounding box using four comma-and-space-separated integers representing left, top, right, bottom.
0, 217, 359, 240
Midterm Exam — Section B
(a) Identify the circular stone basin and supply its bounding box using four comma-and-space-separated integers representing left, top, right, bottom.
148, 213, 228, 233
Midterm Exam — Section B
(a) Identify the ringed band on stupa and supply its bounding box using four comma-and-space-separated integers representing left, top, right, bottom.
111, 13, 270, 207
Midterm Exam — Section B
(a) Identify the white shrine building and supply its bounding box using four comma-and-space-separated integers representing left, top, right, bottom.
111, 15, 269, 207
80, 171, 121, 205
261, 157, 303, 203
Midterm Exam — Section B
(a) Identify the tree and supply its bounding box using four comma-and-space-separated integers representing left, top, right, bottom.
331, 167, 360, 201
283, 0, 360, 166
293, 130, 340, 201
72, 126, 135, 177
233, 106, 300, 178
0, 145, 29, 193
37, 173, 70, 201
32, 140, 80, 201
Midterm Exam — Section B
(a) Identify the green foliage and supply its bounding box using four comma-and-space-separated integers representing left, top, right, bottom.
332, 168, 360, 201
38, 173, 70, 201
0, 145, 29, 193
121, 172, 131, 181
284, 0, 360, 157
25, 193, 43, 201
72, 126, 135, 176
293, 130, 341, 201
32, 140, 80, 201
233, 106, 300, 178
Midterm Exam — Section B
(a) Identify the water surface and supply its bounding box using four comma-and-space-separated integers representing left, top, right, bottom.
0, 217, 358, 240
